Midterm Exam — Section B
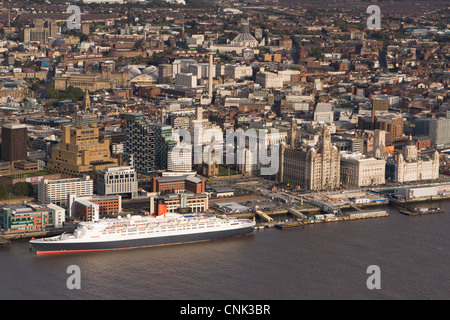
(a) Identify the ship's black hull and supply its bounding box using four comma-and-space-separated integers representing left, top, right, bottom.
30, 226, 254, 254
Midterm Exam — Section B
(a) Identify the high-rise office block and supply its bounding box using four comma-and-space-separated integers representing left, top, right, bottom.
372, 97, 390, 111
22, 19, 58, 43
150, 123, 177, 171
123, 113, 155, 174
429, 118, 450, 147
414, 118, 430, 137
46, 125, 118, 178
97, 166, 138, 199
1, 123, 28, 162
167, 143, 192, 172
175, 73, 197, 88
158, 64, 173, 84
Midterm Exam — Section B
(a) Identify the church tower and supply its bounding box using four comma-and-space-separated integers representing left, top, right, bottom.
83, 89, 90, 111
288, 118, 297, 147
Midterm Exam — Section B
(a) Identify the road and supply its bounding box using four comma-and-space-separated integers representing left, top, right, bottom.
37, 61, 58, 101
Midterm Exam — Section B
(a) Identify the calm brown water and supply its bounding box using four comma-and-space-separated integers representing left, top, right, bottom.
0, 204, 449, 300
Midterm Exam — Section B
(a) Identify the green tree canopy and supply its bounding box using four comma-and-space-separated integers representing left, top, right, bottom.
0, 184, 8, 200
31, 83, 40, 92
12, 182, 34, 197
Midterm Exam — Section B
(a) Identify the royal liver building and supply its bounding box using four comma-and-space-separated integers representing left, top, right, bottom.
280, 125, 341, 191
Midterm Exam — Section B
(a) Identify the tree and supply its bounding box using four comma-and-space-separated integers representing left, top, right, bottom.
134, 55, 143, 64
0, 184, 8, 200
66, 86, 84, 102
12, 182, 34, 197
31, 83, 40, 92
310, 47, 323, 60
46, 86, 56, 99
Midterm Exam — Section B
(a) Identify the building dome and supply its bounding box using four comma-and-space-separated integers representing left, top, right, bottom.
142, 65, 158, 75
405, 134, 415, 145
121, 65, 142, 80
130, 73, 157, 85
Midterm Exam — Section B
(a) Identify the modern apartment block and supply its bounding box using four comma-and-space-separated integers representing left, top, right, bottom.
38, 175, 94, 208
97, 166, 138, 199
123, 113, 155, 174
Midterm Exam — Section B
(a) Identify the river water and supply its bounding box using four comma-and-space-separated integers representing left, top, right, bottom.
0, 203, 448, 300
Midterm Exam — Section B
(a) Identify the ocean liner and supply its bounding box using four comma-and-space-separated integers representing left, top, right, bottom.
30, 213, 255, 255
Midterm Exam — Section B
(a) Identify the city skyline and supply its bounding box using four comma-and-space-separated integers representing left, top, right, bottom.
0, 0, 448, 302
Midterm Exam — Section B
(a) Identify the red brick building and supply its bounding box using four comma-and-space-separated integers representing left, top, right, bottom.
69, 195, 122, 221
152, 175, 206, 194
416, 138, 431, 151
137, 86, 161, 98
